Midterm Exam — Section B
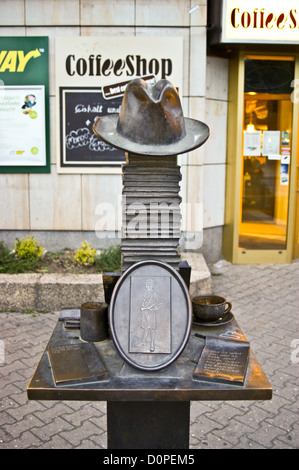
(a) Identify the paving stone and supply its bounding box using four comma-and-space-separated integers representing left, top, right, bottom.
204, 402, 243, 424
37, 434, 73, 449
266, 407, 298, 432
1, 430, 43, 449
275, 422, 299, 448
62, 405, 104, 427
236, 436, 266, 449
233, 405, 274, 431
33, 403, 78, 424
3, 414, 45, 439
59, 419, 104, 447
198, 433, 231, 449
31, 416, 75, 442
89, 430, 107, 449
212, 418, 254, 446
76, 438, 101, 449
245, 421, 286, 448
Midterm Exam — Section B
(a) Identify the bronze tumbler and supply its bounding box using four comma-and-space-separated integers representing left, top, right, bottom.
80, 301, 108, 342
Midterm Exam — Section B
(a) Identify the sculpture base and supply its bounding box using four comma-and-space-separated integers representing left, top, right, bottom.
107, 401, 190, 449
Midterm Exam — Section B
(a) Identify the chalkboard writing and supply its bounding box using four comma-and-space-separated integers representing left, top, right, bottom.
60, 87, 125, 167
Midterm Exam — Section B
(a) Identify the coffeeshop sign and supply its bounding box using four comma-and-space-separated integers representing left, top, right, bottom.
55, 36, 183, 174
221, 0, 299, 44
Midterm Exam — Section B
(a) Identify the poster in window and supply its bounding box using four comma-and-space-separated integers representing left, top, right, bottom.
0, 85, 46, 166
262, 130, 280, 158
243, 130, 261, 156
280, 163, 289, 185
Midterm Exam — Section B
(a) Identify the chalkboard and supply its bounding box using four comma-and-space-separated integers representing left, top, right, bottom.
60, 87, 125, 168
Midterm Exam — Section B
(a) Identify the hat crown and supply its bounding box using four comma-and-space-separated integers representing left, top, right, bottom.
116, 79, 186, 146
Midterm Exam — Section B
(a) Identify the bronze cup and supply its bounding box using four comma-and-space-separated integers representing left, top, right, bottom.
192, 295, 232, 323
80, 301, 108, 342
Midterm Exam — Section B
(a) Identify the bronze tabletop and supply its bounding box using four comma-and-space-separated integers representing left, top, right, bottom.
27, 314, 272, 403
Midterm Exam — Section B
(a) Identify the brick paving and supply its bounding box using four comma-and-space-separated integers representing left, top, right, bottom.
0, 260, 298, 449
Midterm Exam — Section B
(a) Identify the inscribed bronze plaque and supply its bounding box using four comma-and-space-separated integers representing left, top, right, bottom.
193, 335, 250, 386
109, 260, 192, 371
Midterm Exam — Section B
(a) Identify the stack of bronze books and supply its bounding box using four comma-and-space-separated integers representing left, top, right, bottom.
121, 153, 182, 272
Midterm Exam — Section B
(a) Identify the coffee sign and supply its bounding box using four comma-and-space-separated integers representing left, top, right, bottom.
65, 54, 173, 80
220, 0, 299, 44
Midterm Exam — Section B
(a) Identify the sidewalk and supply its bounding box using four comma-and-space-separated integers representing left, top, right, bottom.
0, 260, 298, 449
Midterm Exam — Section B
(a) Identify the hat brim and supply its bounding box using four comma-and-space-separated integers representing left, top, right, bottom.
93, 115, 209, 156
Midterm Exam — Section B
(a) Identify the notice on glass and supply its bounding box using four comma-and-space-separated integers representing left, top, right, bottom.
0, 85, 46, 166
262, 130, 280, 159
280, 163, 289, 185
243, 131, 261, 156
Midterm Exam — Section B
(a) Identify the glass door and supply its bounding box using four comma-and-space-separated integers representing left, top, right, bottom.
238, 56, 294, 252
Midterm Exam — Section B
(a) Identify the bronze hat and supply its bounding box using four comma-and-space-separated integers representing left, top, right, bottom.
93, 78, 209, 156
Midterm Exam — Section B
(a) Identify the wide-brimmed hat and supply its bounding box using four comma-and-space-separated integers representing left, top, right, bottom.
93, 78, 209, 156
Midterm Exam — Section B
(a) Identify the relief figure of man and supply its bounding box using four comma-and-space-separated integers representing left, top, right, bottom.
135, 278, 162, 352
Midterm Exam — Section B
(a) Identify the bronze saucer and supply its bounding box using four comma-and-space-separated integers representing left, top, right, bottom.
193, 311, 234, 327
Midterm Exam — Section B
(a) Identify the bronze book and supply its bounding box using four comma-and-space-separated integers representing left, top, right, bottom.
48, 342, 108, 386
193, 335, 250, 386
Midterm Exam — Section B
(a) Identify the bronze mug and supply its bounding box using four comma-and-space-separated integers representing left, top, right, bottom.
80, 301, 108, 342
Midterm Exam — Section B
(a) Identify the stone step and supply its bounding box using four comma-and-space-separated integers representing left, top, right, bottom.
0, 254, 211, 312
0, 273, 104, 313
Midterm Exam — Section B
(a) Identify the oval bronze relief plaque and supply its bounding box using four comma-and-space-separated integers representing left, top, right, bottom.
109, 260, 192, 371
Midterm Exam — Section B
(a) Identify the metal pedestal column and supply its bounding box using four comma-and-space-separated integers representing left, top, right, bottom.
107, 401, 190, 449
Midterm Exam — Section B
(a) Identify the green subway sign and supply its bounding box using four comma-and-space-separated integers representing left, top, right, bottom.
0, 37, 50, 173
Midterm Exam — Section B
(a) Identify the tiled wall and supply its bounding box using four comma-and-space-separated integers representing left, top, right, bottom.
0, 0, 229, 258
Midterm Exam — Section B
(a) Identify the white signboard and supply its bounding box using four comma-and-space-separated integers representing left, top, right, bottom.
0, 85, 46, 166
222, 0, 299, 44
55, 37, 183, 174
